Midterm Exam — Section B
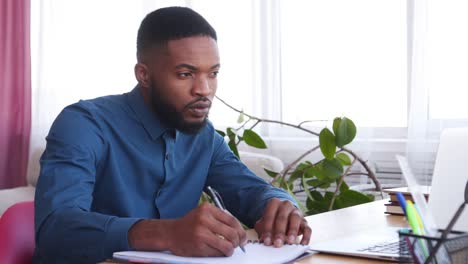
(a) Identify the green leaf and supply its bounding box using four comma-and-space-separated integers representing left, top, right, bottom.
306, 179, 331, 189
324, 191, 334, 201
333, 198, 346, 210
332, 117, 341, 136
280, 181, 293, 190
243, 129, 267, 149
286, 188, 307, 213
263, 168, 279, 178
310, 190, 324, 201
272, 181, 281, 188
304, 166, 318, 178
321, 159, 344, 180
336, 152, 352, 166
306, 207, 323, 215
312, 162, 326, 181
335, 189, 373, 208
288, 169, 304, 184
312, 162, 337, 182
228, 140, 239, 158
306, 179, 320, 187
237, 111, 245, 123
215, 129, 226, 137
339, 180, 349, 192
335, 117, 357, 147
296, 161, 311, 170
227, 127, 236, 141
301, 177, 315, 203
319, 128, 336, 160
306, 197, 329, 214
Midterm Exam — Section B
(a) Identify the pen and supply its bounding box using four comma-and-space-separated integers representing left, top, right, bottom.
406, 201, 422, 235
406, 201, 429, 259
206, 186, 246, 253
406, 201, 425, 235
396, 155, 450, 263
396, 155, 437, 235
395, 192, 407, 217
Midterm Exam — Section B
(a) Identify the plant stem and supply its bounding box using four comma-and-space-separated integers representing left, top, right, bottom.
216, 96, 320, 136
346, 172, 370, 177
340, 148, 383, 198
271, 146, 320, 185
298, 120, 328, 127
235, 118, 252, 131
329, 158, 358, 211
249, 120, 261, 130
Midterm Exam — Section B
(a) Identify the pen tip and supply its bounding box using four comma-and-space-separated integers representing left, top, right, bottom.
240, 245, 246, 253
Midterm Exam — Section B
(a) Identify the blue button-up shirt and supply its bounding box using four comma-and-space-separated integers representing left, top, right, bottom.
33, 87, 294, 263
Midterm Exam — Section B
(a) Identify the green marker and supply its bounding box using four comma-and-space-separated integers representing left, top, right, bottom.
406, 201, 429, 259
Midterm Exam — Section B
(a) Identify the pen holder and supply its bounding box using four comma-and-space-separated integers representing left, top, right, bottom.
399, 229, 468, 264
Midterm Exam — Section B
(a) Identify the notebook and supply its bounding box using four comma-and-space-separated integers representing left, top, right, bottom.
309, 127, 468, 261
113, 242, 311, 264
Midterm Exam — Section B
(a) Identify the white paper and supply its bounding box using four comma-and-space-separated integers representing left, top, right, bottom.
113, 243, 311, 264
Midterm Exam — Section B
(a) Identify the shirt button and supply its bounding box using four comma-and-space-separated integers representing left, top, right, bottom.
165, 153, 169, 160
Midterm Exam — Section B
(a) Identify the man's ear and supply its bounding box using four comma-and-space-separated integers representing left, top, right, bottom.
134, 63, 150, 87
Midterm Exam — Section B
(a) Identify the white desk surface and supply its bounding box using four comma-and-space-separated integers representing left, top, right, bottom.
298, 199, 407, 264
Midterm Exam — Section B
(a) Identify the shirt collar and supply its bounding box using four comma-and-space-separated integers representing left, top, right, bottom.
127, 85, 170, 141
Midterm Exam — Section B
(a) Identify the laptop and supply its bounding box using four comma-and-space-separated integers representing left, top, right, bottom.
308, 227, 407, 261
428, 128, 468, 232
309, 127, 468, 261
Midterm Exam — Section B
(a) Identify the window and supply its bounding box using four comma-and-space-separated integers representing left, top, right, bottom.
279, 0, 408, 128
426, 0, 468, 120
190, 1, 257, 127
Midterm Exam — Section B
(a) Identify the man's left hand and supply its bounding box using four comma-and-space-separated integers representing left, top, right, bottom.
254, 198, 312, 247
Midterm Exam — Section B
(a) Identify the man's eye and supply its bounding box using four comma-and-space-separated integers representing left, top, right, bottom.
178, 72, 192, 78
210, 71, 219, 78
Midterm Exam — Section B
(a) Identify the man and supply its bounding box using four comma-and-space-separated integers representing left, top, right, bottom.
34, 7, 311, 263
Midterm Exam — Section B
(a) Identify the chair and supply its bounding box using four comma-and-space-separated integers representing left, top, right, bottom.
0, 201, 34, 264
0, 147, 42, 216
238, 151, 284, 181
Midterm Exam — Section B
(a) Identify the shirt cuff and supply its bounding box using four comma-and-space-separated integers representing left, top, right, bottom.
105, 216, 142, 252
250, 187, 298, 226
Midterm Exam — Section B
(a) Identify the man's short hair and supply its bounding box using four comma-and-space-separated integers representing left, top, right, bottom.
136, 6, 217, 61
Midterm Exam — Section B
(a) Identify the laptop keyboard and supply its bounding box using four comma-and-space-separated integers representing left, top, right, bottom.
357, 239, 407, 255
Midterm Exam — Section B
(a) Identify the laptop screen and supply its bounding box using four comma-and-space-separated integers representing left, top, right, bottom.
428, 128, 468, 232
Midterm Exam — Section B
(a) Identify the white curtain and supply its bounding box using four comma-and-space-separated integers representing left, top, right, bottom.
29, 0, 468, 186
407, 0, 468, 183
28, 0, 259, 180
28, 0, 183, 180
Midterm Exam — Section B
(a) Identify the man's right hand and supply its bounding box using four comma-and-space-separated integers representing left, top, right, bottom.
128, 203, 247, 257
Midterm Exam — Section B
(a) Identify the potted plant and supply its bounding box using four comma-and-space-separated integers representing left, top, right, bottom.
215, 97, 383, 215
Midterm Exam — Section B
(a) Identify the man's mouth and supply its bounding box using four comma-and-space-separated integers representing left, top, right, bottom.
187, 102, 211, 118
188, 106, 209, 117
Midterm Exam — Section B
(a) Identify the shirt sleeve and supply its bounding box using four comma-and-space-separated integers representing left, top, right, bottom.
205, 131, 297, 228
34, 102, 141, 263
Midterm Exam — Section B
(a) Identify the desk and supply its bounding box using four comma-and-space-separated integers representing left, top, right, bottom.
297, 199, 407, 263
102, 200, 407, 264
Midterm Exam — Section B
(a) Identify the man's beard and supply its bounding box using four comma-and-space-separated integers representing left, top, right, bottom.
149, 85, 210, 134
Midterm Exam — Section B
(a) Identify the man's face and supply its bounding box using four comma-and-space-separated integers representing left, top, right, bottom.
143, 36, 220, 134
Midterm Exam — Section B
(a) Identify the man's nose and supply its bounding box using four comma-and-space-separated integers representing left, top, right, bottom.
192, 77, 212, 97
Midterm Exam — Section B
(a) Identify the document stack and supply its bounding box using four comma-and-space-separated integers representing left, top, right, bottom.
383, 186, 430, 215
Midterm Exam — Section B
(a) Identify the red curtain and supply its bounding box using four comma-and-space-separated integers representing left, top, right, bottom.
0, 0, 31, 188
